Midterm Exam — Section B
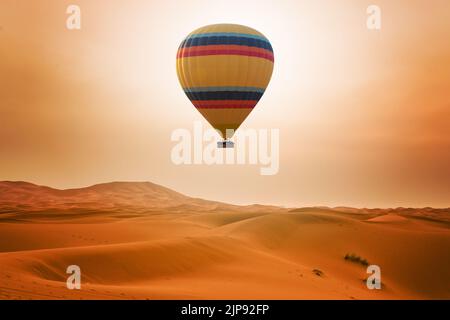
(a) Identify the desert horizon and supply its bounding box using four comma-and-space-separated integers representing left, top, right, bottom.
1, 180, 450, 211
1, 180, 449, 300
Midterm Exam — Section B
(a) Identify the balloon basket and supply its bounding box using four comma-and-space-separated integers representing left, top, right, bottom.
217, 140, 234, 148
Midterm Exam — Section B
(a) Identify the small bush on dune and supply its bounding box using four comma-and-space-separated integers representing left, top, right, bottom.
312, 269, 324, 277
344, 253, 369, 266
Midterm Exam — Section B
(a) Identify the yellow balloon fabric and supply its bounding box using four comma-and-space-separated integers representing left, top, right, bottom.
176, 24, 274, 139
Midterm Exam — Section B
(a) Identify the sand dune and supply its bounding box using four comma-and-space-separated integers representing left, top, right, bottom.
366, 214, 409, 223
0, 181, 449, 299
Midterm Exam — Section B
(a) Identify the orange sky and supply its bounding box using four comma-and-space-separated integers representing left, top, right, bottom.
0, 0, 449, 208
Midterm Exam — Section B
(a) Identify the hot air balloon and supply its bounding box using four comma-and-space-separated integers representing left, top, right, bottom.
176, 24, 274, 148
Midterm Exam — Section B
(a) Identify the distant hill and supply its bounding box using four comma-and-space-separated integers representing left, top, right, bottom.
0, 181, 282, 215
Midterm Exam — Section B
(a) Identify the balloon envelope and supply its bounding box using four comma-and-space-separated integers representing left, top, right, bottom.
176, 24, 274, 139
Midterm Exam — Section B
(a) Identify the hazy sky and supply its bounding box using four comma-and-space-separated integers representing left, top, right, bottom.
1, 0, 449, 208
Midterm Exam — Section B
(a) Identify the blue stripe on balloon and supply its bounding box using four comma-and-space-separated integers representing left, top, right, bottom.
184, 91, 263, 101
187, 32, 269, 42
184, 86, 265, 93
180, 36, 273, 52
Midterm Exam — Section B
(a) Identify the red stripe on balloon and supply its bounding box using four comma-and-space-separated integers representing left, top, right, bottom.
195, 106, 255, 109
177, 45, 274, 62
192, 100, 258, 109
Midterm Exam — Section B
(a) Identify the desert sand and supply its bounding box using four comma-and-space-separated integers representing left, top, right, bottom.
0, 181, 449, 300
